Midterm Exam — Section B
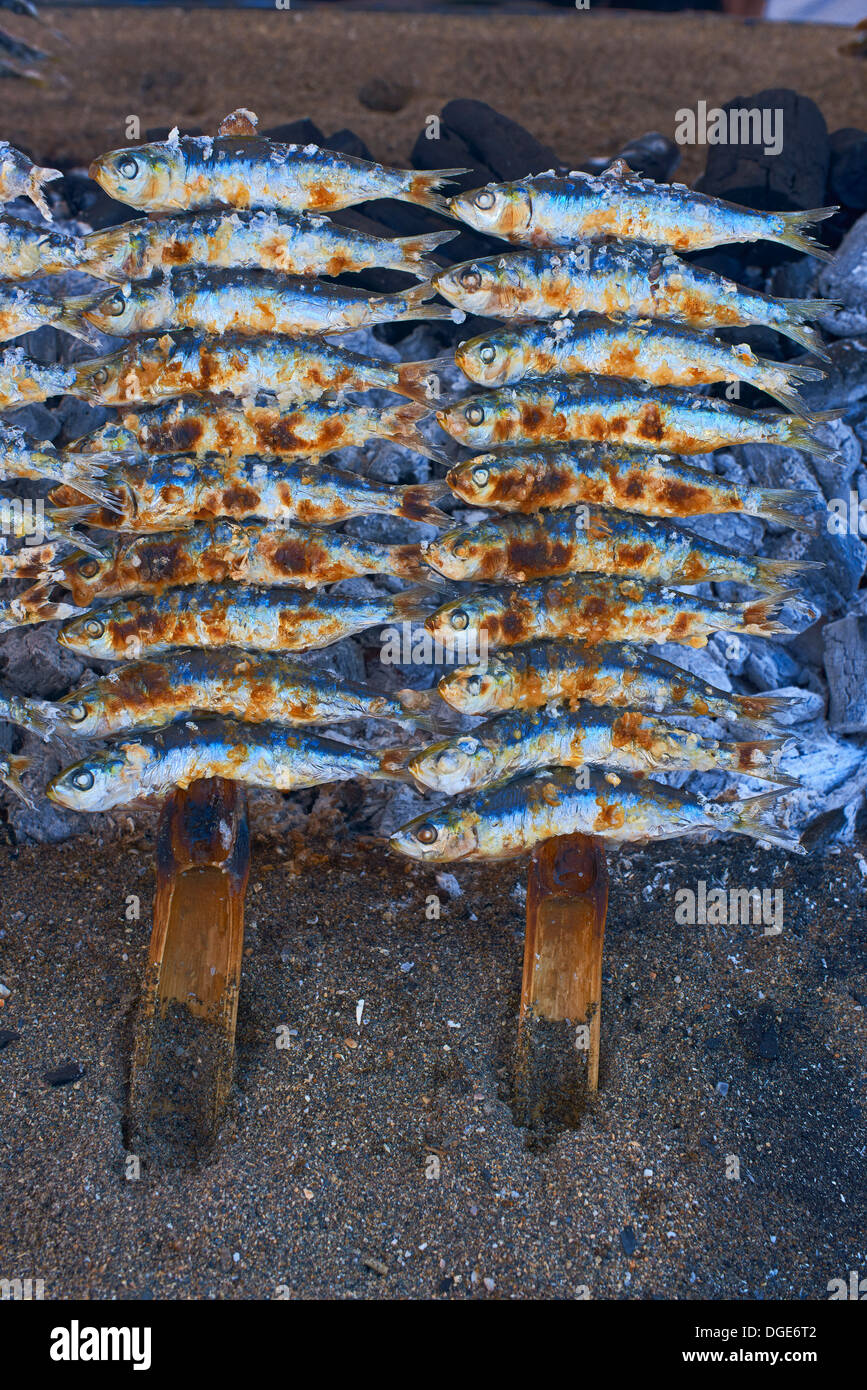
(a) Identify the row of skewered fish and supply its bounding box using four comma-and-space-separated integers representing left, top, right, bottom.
0, 115, 838, 858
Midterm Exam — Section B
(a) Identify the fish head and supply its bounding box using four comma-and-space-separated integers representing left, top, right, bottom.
437, 662, 507, 715
423, 527, 485, 582
71, 350, 126, 402
89, 145, 180, 209
454, 329, 524, 387
46, 748, 129, 812
408, 734, 494, 796
449, 182, 532, 241
436, 392, 509, 448
34, 228, 83, 276
389, 806, 479, 863
81, 281, 169, 336
58, 608, 119, 658
54, 688, 103, 738
423, 592, 488, 652
446, 454, 527, 508
431, 257, 506, 316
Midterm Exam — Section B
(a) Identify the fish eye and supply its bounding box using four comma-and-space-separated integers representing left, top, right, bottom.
65, 702, 88, 724
119, 156, 139, 179
91, 368, 109, 387
449, 609, 469, 631
83, 618, 105, 638
71, 769, 94, 791
104, 292, 127, 317
466, 675, 483, 694
478, 344, 497, 365
78, 559, 101, 578
414, 822, 439, 845
460, 267, 482, 290
471, 465, 489, 487
474, 190, 496, 210
465, 403, 485, 425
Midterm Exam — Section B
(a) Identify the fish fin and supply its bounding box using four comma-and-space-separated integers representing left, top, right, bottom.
376, 746, 423, 787
28, 165, 62, 222
762, 386, 810, 416
406, 168, 472, 215
396, 354, 456, 406
3, 578, 87, 626
55, 295, 106, 346
389, 583, 441, 623
777, 360, 826, 384
753, 556, 824, 594
753, 488, 821, 532
0, 753, 34, 806
78, 225, 132, 282
397, 230, 460, 277
736, 593, 788, 636
394, 482, 451, 528
728, 790, 804, 854
45, 506, 109, 559
728, 739, 800, 787
775, 207, 838, 263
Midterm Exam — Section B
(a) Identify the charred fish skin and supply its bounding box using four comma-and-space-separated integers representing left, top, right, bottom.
408, 705, 795, 796
42, 519, 426, 604
437, 638, 798, 729
89, 126, 467, 216
75, 269, 455, 340
425, 576, 796, 652
455, 317, 825, 414
47, 718, 399, 812
445, 445, 819, 530
54, 648, 425, 739
0, 141, 62, 220
0, 215, 84, 281
57, 582, 427, 659
0, 348, 76, 410
449, 168, 836, 261
423, 505, 818, 593
391, 766, 801, 862
49, 453, 448, 533
74, 341, 440, 410
432, 242, 835, 357
436, 379, 836, 457
76, 209, 457, 283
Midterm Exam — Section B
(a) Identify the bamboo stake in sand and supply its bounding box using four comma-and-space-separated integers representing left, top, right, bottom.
128, 777, 250, 1165
515, 833, 608, 1129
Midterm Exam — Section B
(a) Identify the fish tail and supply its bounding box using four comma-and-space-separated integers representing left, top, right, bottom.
0, 542, 59, 578
389, 582, 441, 623
733, 691, 801, 726
386, 280, 452, 325
752, 556, 825, 594
46, 506, 108, 559
9, 695, 58, 742
390, 542, 436, 583
396, 354, 456, 406
381, 402, 449, 463
729, 790, 804, 854
783, 411, 842, 460
28, 164, 62, 221
56, 295, 105, 346
753, 487, 821, 531
0, 753, 34, 806
77, 225, 129, 280
397, 230, 460, 277
393, 482, 451, 528
49, 451, 124, 510
375, 746, 421, 786
395, 686, 440, 714
724, 738, 800, 786
777, 299, 840, 360
775, 207, 838, 263
760, 359, 826, 413
406, 168, 471, 214
736, 593, 790, 636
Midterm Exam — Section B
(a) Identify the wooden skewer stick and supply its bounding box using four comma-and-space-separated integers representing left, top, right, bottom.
127, 777, 250, 1165
515, 833, 609, 1129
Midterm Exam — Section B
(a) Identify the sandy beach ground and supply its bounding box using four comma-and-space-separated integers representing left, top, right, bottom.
1, 821, 864, 1299
1, 8, 866, 178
